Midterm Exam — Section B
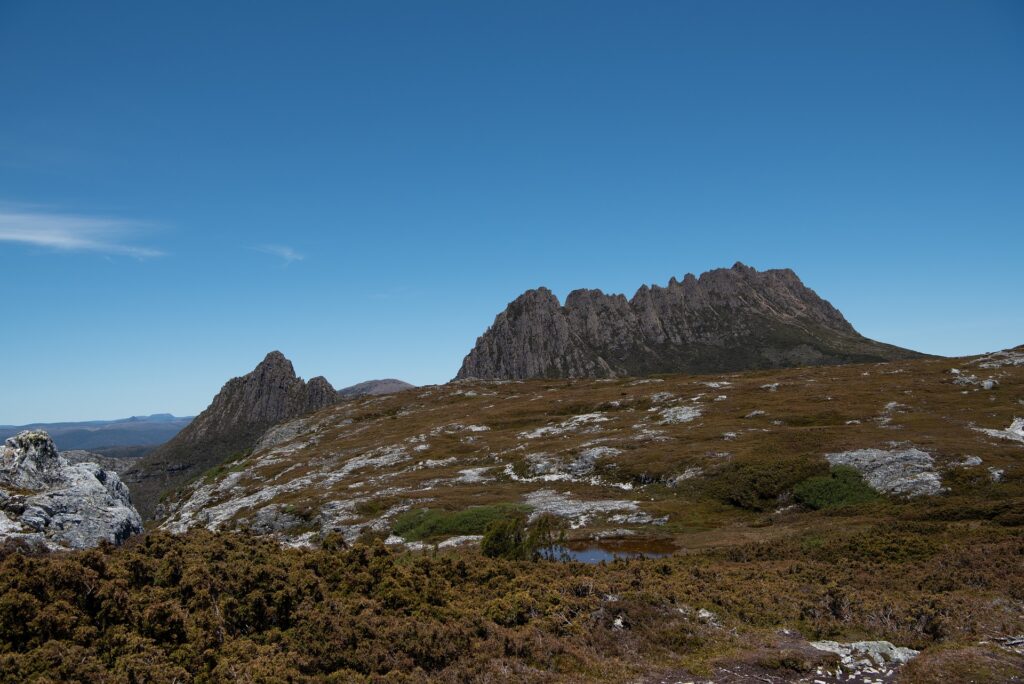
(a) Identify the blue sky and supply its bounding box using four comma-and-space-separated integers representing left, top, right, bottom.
1, 1, 1022, 424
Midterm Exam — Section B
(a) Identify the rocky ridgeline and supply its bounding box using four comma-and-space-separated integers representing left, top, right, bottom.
125, 351, 342, 518
0, 431, 142, 550
457, 263, 921, 380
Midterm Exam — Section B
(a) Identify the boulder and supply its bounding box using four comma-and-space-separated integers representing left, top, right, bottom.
826, 447, 943, 496
0, 431, 142, 550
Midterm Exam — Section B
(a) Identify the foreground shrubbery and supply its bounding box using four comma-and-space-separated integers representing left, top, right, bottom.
0, 523, 1022, 682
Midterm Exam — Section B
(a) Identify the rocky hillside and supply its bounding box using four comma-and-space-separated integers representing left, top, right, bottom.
125, 351, 339, 519
161, 347, 1023, 551
0, 431, 142, 549
337, 378, 415, 398
457, 263, 922, 380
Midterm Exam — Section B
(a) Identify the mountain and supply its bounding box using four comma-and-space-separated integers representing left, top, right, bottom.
0, 414, 193, 451
456, 262, 923, 380
0, 431, 142, 549
337, 378, 415, 398
124, 351, 339, 519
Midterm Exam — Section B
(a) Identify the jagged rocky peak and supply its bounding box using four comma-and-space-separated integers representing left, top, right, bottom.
175, 350, 338, 445
0, 430, 142, 550
457, 263, 921, 380
126, 351, 341, 519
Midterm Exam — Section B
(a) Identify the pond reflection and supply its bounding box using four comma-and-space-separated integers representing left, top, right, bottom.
539, 539, 675, 563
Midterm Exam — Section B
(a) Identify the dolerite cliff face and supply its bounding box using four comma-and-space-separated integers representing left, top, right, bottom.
457, 263, 922, 380
125, 351, 339, 519
0, 431, 142, 549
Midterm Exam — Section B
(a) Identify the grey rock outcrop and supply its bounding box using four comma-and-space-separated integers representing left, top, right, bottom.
125, 351, 340, 519
810, 640, 919, 668
457, 263, 922, 380
61, 449, 136, 475
0, 431, 142, 549
826, 447, 943, 496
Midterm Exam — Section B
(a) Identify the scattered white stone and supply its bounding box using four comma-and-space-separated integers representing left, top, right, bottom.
722, 432, 738, 440
696, 608, 720, 627
826, 447, 943, 496
810, 640, 919, 668
878, 401, 907, 426
713, 395, 728, 402
668, 467, 702, 486
456, 467, 493, 483
701, 381, 731, 389
658, 406, 702, 425
974, 417, 1024, 444
745, 410, 766, 418
989, 467, 1005, 483
609, 511, 667, 525
761, 383, 780, 392
972, 348, 1024, 369
524, 489, 639, 529
649, 391, 676, 403
520, 413, 609, 439
631, 424, 670, 442
958, 455, 983, 467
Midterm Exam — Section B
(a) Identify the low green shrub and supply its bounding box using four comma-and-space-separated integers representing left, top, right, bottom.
711, 458, 822, 511
391, 504, 527, 542
793, 466, 878, 510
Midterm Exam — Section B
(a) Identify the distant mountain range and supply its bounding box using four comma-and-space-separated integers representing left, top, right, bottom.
0, 414, 194, 451
457, 262, 923, 380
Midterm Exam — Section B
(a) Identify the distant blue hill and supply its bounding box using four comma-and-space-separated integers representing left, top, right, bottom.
0, 414, 194, 451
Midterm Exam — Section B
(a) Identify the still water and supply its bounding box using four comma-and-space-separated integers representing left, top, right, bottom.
539, 538, 676, 563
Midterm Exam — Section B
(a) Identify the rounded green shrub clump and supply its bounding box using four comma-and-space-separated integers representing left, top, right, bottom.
794, 466, 879, 510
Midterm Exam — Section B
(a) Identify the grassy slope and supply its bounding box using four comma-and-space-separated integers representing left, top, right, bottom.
161, 350, 1023, 555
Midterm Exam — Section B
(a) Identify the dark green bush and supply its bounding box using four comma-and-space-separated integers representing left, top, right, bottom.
793, 466, 878, 510
480, 512, 565, 560
391, 504, 526, 542
712, 458, 822, 511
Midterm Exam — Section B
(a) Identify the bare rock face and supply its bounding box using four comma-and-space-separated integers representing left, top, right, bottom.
0, 431, 142, 550
826, 447, 943, 496
457, 263, 922, 380
125, 351, 339, 519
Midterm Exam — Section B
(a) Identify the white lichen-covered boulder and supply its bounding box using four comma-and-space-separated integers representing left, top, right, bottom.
0, 430, 143, 550
826, 447, 943, 496
811, 639, 919, 668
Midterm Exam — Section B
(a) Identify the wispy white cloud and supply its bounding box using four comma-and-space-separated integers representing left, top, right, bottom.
254, 244, 304, 265
0, 206, 163, 258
